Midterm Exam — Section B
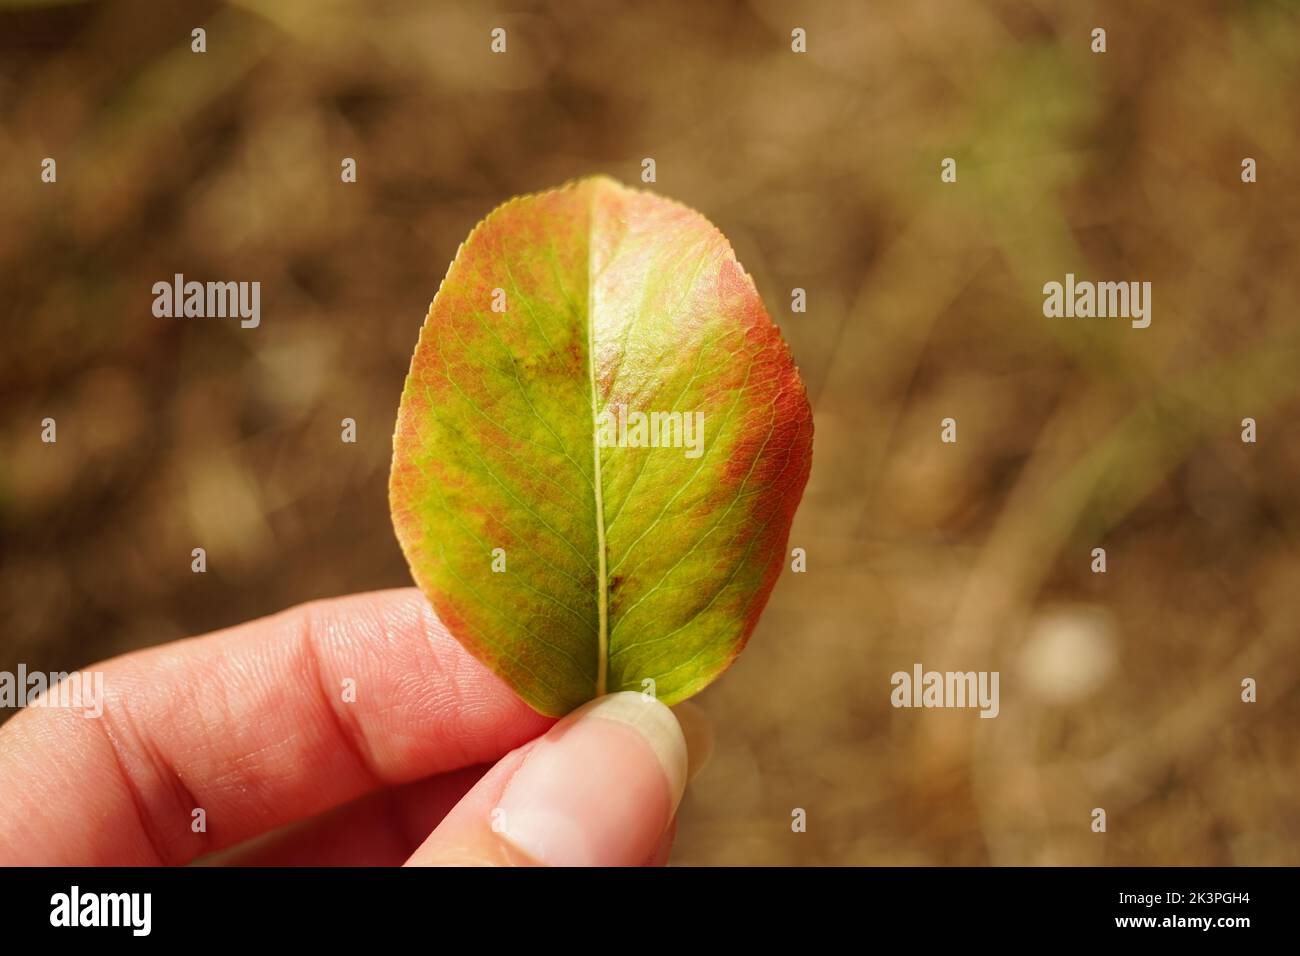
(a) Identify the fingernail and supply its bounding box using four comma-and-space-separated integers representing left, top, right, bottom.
496, 691, 687, 866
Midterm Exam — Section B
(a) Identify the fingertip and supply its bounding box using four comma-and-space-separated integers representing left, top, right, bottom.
407, 692, 690, 867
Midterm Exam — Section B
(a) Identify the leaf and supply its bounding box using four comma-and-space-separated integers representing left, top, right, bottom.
389, 176, 813, 716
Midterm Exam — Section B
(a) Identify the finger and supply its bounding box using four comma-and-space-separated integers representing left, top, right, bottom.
405, 692, 687, 867
218, 700, 706, 866
0, 588, 552, 865
206, 766, 487, 867
206, 702, 709, 866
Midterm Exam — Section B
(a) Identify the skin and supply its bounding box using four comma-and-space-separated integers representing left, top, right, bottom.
0, 589, 691, 867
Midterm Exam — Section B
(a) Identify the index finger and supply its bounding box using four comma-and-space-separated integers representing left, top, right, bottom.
0, 588, 553, 865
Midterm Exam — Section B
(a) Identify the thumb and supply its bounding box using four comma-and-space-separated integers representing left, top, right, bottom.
405, 691, 689, 866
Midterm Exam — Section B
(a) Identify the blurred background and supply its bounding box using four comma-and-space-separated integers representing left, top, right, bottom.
2, 0, 1299, 865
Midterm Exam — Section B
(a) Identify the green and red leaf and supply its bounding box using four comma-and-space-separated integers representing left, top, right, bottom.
390, 176, 813, 716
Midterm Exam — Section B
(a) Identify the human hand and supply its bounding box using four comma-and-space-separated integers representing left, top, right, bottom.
0, 589, 705, 866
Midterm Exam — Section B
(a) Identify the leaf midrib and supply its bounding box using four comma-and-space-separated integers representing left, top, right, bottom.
585, 194, 609, 697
